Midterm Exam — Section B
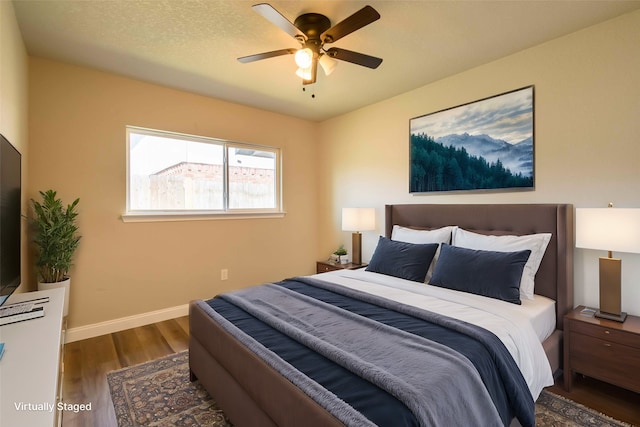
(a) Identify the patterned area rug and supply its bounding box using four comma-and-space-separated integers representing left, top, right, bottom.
107, 350, 631, 427
107, 351, 232, 426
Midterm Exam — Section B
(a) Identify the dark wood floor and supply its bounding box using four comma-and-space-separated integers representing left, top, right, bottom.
61, 316, 640, 427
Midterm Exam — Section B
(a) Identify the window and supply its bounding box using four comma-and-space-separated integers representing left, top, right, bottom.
125, 126, 282, 220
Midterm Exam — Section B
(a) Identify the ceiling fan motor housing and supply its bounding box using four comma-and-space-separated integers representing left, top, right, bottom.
294, 13, 331, 42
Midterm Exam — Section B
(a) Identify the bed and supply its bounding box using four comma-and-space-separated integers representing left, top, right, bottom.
189, 203, 574, 427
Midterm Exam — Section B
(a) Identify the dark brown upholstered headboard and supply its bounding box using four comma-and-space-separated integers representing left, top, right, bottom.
385, 204, 574, 330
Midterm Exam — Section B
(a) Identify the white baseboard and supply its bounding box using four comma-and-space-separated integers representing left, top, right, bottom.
65, 304, 189, 343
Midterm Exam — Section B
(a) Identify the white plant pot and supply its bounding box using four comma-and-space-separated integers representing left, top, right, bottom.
38, 278, 70, 317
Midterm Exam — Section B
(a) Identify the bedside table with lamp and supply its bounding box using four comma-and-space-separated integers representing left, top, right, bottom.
564, 205, 640, 393
317, 207, 375, 274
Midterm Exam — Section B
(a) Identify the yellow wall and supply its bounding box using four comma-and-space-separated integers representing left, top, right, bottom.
28, 58, 319, 328
0, 1, 29, 295
318, 11, 640, 315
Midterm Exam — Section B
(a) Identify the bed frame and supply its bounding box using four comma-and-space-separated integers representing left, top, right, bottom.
189, 203, 574, 427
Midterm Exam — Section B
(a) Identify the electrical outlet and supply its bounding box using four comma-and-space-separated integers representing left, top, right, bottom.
221, 269, 228, 280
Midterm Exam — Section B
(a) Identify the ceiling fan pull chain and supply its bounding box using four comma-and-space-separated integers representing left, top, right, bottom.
302, 87, 316, 99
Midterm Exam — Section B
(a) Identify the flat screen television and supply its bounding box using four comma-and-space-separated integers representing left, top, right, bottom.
0, 133, 21, 307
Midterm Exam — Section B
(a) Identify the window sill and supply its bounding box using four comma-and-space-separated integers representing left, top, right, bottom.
121, 211, 286, 223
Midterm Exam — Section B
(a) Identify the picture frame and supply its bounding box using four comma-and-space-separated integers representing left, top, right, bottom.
409, 86, 534, 193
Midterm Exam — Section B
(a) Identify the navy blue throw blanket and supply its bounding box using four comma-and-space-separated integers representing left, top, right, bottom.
206, 277, 534, 427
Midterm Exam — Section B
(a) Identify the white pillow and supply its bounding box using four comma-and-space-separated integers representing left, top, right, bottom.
451, 228, 552, 300
391, 225, 456, 282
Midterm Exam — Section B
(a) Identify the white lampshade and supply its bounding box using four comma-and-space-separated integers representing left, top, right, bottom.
576, 208, 640, 253
318, 54, 337, 76
294, 48, 313, 68
295, 67, 312, 80
342, 208, 376, 232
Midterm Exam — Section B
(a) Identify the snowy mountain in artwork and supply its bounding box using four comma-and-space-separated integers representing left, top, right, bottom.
436, 132, 533, 177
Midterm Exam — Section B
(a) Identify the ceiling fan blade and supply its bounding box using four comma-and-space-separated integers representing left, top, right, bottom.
252, 3, 307, 41
320, 5, 380, 44
325, 48, 382, 69
238, 48, 297, 63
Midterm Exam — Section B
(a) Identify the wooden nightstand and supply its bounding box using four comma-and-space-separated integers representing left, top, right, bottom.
564, 305, 640, 393
316, 260, 367, 274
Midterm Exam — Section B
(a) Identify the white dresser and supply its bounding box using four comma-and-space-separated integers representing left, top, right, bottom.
0, 287, 65, 427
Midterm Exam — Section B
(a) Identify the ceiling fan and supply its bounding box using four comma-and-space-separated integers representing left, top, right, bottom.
238, 3, 383, 85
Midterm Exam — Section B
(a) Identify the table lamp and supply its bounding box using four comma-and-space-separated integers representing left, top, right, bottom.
576, 205, 640, 322
342, 208, 376, 265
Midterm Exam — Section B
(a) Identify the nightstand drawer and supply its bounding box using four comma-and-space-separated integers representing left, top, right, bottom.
316, 262, 341, 273
569, 332, 640, 393
571, 320, 640, 349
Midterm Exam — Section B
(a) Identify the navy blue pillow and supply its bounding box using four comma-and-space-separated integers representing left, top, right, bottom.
430, 244, 531, 304
365, 236, 439, 282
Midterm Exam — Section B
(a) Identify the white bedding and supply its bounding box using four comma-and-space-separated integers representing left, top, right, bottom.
310, 269, 554, 400
519, 292, 556, 343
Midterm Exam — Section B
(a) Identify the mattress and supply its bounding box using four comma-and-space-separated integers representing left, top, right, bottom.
520, 293, 557, 343
311, 269, 554, 400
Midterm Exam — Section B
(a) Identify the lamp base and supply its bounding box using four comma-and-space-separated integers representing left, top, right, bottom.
352, 232, 362, 265
598, 256, 624, 322
595, 310, 627, 323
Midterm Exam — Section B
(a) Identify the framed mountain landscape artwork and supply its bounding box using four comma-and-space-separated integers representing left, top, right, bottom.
410, 86, 534, 193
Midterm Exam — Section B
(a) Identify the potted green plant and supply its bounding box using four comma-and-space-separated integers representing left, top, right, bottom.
333, 244, 348, 264
31, 190, 81, 317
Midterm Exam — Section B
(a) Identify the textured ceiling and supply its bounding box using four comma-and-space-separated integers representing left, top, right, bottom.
12, 0, 640, 122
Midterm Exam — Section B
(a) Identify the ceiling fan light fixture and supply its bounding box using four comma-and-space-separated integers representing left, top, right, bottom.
294, 48, 314, 68
318, 54, 338, 76
295, 66, 313, 80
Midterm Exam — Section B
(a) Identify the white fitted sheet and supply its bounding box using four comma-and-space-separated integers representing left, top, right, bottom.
311, 269, 554, 400
520, 292, 556, 343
